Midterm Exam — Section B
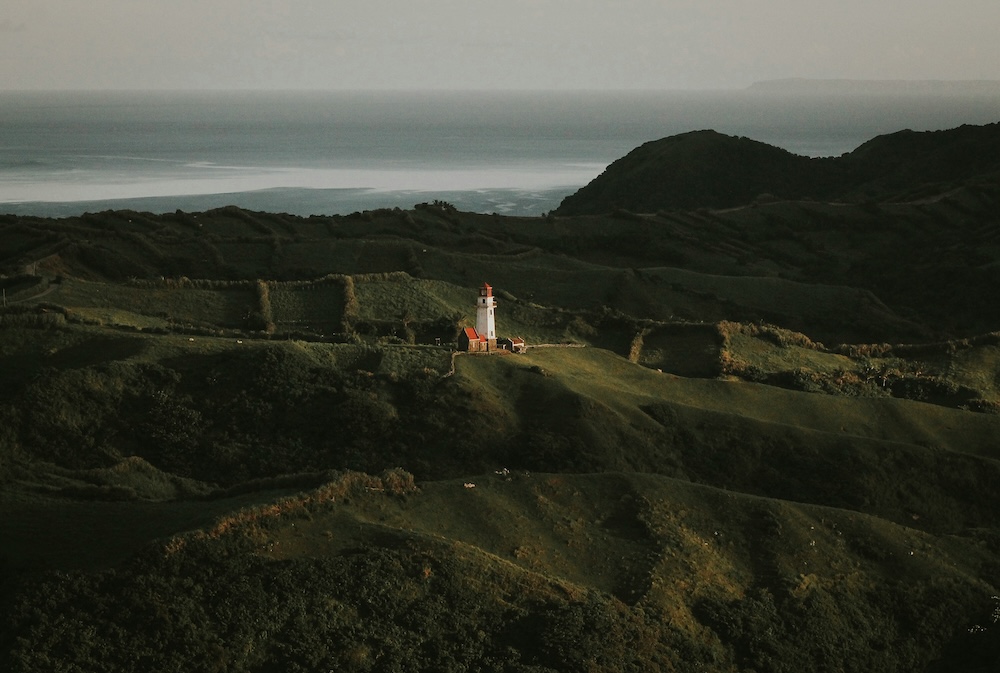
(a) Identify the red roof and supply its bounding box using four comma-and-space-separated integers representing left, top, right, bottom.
462, 327, 482, 341
479, 282, 493, 297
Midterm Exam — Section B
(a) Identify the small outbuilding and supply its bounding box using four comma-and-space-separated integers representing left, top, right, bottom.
498, 337, 527, 353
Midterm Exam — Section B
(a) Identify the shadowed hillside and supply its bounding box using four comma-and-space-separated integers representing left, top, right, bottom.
554, 130, 839, 213
5, 177, 999, 339
554, 121, 1000, 214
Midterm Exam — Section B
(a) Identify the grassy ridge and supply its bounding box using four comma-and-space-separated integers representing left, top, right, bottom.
717, 321, 1000, 411
2, 175, 1000, 670
2, 326, 999, 670
6, 188, 1000, 340
554, 122, 1000, 214
3, 470, 997, 672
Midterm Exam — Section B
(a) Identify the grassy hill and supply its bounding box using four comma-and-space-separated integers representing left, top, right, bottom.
5, 469, 998, 673
3, 320, 1000, 671
3, 123, 1000, 671
554, 121, 1000, 215
554, 130, 836, 214
6, 177, 999, 340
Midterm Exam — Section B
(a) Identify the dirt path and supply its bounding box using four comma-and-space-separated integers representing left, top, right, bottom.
6, 281, 58, 305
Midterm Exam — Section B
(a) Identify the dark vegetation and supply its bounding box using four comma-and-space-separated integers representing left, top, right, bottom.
2, 122, 1000, 672
554, 121, 1000, 215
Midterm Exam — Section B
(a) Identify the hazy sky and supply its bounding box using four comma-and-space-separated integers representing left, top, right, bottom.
2, 1, 998, 90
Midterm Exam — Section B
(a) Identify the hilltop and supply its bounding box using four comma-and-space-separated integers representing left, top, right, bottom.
554, 121, 1000, 214
2, 123, 1000, 672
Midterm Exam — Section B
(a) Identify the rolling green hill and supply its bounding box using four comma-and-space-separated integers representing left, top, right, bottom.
554, 121, 1000, 215
3, 321, 1000, 671
3, 123, 1000, 671
5, 469, 997, 673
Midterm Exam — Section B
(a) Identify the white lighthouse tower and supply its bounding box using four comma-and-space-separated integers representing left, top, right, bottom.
476, 282, 497, 348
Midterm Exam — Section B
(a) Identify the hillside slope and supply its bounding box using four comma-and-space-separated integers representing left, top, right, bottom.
4, 122, 1000, 672
554, 121, 1000, 214
4, 181, 1000, 341
554, 130, 838, 214
4, 469, 999, 673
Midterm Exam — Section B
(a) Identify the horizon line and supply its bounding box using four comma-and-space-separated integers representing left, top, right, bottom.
3, 78, 1000, 95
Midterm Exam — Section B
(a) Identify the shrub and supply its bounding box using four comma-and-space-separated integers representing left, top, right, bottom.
254, 279, 275, 333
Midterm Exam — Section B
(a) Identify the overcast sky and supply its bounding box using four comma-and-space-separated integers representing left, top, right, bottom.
2, 1, 998, 90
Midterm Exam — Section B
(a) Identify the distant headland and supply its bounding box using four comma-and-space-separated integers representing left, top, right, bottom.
747, 78, 1000, 95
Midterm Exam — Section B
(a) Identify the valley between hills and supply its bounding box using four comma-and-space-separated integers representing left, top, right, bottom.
2, 122, 1000, 672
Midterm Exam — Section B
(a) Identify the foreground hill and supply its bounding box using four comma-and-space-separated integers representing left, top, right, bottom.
4, 336, 1000, 671
3, 122, 1000, 671
5, 468, 999, 672
554, 121, 1000, 214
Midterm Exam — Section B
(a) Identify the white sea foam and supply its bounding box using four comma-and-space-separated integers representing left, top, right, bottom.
2, 89, 998, 216
0, 163, 607, 204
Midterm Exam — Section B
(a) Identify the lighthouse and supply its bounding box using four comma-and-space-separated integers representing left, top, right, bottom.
458, 282, 523, 353
476, 282, 497, 348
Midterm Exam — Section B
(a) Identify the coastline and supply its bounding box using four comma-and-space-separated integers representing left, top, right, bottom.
0, 186, 578, 218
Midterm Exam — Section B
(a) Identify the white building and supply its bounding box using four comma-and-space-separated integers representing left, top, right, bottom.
475, 282, 497, 347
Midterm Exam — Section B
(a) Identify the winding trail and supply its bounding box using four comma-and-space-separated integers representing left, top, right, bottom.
5, 281, 58, 305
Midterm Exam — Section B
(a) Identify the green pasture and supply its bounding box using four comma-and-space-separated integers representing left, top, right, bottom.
268, 279, 347, 335
44, 278, 256, 329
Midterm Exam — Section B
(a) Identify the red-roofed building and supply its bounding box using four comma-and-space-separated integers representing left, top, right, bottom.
458, 326, 487, 352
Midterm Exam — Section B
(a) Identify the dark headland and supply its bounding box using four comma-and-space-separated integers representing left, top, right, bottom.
746, 77, 1000, 95
555, 120, 1000, 214
2, 121, 1000, 672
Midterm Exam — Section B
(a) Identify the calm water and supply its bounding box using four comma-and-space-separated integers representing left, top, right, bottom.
2, 89, 998, 217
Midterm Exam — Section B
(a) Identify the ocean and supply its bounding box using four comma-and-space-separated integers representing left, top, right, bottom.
2, 89, 999, 218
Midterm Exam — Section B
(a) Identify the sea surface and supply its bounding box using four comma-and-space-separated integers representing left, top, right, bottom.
2, 89, 999, 218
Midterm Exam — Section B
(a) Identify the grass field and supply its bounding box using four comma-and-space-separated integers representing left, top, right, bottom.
4, 188, 1000, 671
268, 278, 347, 335
503, 347, 1000, 459
45, 278, 256, 329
